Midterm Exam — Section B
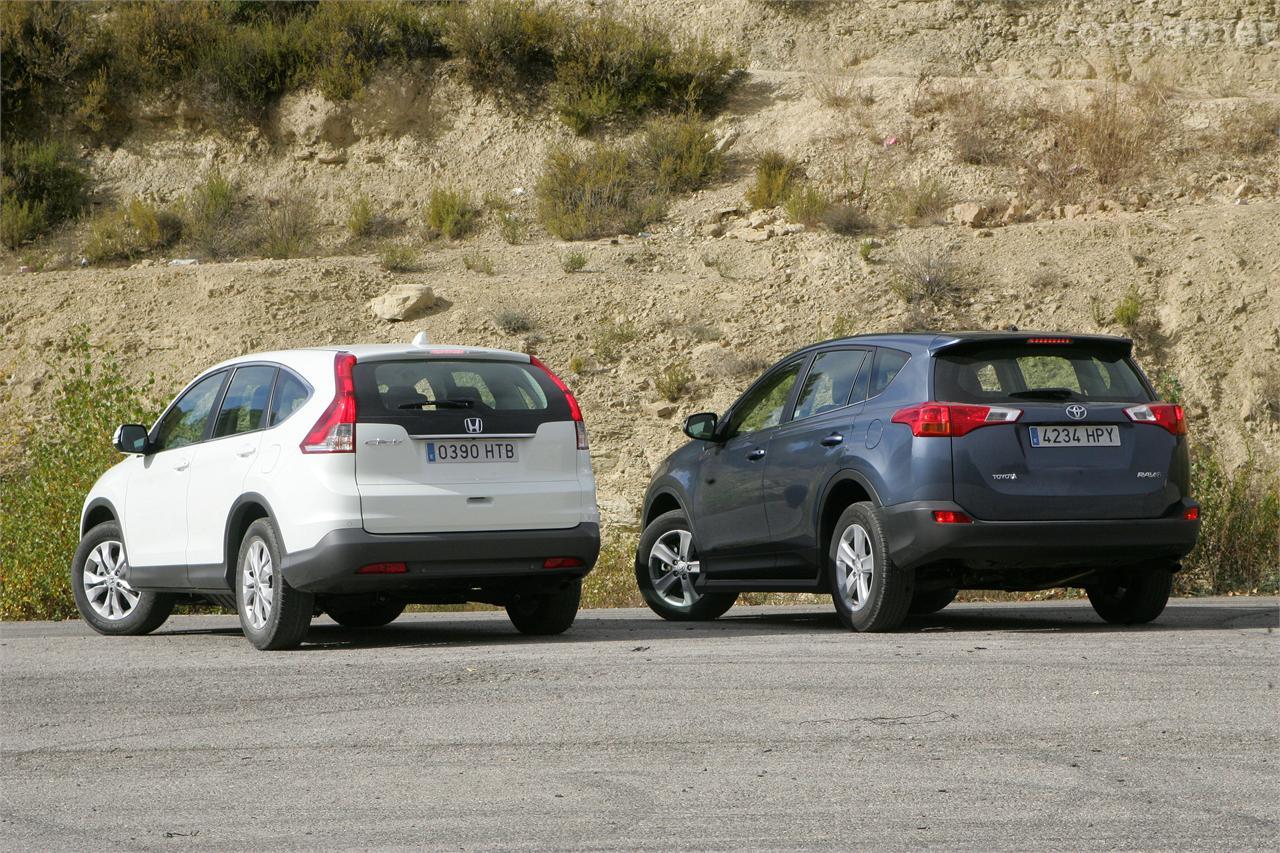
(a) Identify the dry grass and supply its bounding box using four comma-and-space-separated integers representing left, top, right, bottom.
885, 175, 949, 225
745, 150, 798, 209
654, 360, 695, 402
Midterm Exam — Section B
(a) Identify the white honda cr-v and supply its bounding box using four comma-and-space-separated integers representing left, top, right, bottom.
73, 336, 600, 649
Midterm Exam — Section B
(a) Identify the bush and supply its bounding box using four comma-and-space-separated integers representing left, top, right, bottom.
1177, 448, 1279, 595
83, 199, 183, 262
444, 0, 565, 98
655, 360, 694, 402
347, 193, 375, 238
1, 2, 105, 139
536, 144, 667, 240
379, 244, 417, 272
595, 320, 640, 362
297, 0, 442, 102
1, 199, 48, 250
0, 139, 89, 246
498, 211, 526, 244
1113, 288, 1143, 329
822, 203, 870, 236
182, 168, 239, 258
561, 251, 588, 273
1060, 86, 1162, 188
886, 175, 949, 225
745, 150, 797, 209
256, 193, 313, 259
425, 187, 477, 240
638, 114, 722, 194
1215, 103, 1280, 157
494, 308, 534, 333
0, 332, 156, 621
784, 184, 831, 226
890, 248, 961, 309
463, 252, 495, 274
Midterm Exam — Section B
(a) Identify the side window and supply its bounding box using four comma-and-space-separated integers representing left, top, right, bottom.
848, 353, 872, 406
726, 360, 804, 438
152, 372, 226, 452
268, 370, 310, 426
213, 366, 277, 438
868, 348, 910, 398
793, 350, 868, 421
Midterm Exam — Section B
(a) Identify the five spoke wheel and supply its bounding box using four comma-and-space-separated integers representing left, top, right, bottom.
81, 540, 140, 621
834, 523, 874, 613
648, 529, 701, 608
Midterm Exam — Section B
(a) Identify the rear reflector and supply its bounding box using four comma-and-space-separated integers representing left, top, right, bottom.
892, 403, 1022, 437
543, 557, 584, 569
1123, 403, 1187, 435
933, 510, 973, 524
1026, 337, 1073, 345
301, 352, 357, 453
357, 562, 407, 574
1183, 506, 1200, 521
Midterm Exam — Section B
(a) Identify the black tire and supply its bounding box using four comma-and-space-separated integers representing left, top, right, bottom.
324, 595, 405, 629
235, 518, 313, 650
1086, 568, 1173, 625
827, 502, 913, 632
908, 588, 957, 615
506, 578, 582, 636
70, 521, 176, 636
635, 509, 736, 622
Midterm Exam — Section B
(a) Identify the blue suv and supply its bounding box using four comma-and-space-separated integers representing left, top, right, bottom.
635, 332, 1201, 631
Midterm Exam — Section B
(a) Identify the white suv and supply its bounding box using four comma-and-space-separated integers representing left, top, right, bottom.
73, 337, 600, 649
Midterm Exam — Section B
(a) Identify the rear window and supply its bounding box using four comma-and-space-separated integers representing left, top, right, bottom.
934, 344, 1151, 404
353, 359, 569, 434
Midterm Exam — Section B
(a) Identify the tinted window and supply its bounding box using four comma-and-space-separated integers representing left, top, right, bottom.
848, 353, 872, 405
934, 344, 1151, 403
793, 350, 868, 420
269, 370, 310, 426
869, 348, 910, 398
726, 360, 804, 437
152, 372, 225, 452
213, 366, 277, 438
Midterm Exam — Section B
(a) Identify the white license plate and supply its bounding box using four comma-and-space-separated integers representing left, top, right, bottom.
426, 441, 519, 463
1029, 425, 1120, 448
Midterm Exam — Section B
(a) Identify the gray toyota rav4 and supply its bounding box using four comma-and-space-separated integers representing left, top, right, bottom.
635, 332, 1200, 631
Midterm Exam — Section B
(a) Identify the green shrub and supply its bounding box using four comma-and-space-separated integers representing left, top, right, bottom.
494, 308, 534, 333
536, 144, 667, 240
0, 332, 156, 621
83, 199, 183, 262
1113, 288, 1143, 329
498, 211, 527, 244
823, 202, 870, 236
444, 0, 565, 97
1, 199, 48, 249
0, 139, 89, 246
887, 175, 949, 225
105, 0, 228, 92
347, 193, 375, 238
379, 244, 417, 272
425, 187, 477, 240
1177, 448, 1279, 595
256, 193, 313, 259
655, 360, 694, 402
463, 252, 495, 274
1, 2, 104, 139
182, 168, 240, 257
561, 251, 588, 273
195, 14, 305, 112
595, 320, 640, 362
745, 150, 797, 209
784, 183, 831, 226
298, 0, 442, 101
638, 114, 722, 194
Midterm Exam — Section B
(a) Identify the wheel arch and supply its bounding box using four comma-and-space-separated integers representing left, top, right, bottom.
82, 498, 119, 536
642, 488, 687, 529
815, 471, 881, 582
223, 493, 278, 589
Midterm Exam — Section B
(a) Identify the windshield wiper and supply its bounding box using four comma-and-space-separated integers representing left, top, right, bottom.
398, 400, 474, 410
1008, 387, 1078, 400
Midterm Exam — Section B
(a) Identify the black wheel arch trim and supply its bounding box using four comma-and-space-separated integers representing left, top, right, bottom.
642, 483, 692, 529
81, 497, 121, 536
222, 492, 281, 589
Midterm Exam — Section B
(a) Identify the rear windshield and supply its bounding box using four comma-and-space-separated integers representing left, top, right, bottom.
353, 359, 569, 434
934, 344, 1152, 404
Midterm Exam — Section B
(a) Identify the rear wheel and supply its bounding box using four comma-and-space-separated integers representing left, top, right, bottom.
236, 518, 313, 650
324, 595, 405, 629
635, 510, 736, 621
1086, 568, 1172, 625
828, 502, 912, 632
70, 521, 175, 636
909, 588, 957, 615
506, 578, 581, 635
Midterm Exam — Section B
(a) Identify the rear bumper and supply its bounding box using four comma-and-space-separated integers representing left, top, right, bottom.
882, 500, 1200, 572
280, 523, 600, 594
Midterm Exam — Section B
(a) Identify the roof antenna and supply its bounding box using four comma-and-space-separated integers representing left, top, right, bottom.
411, 331, 430, 347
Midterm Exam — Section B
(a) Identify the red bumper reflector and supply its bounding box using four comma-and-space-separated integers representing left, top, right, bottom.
543, 557, 584, 569
1183, 507, 1200, 521
357, 562, 407, 574
932, 510, 973, 524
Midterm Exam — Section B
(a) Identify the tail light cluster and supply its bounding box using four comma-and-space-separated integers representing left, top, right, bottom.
530, 355, 589, 450
301, 352, 357, 454
1124, 403, 1187, 435
891, 403, 1023, 438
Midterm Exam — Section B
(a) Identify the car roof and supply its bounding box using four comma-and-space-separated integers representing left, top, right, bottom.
801, 330, 1133, 356
206, 343, 530, 373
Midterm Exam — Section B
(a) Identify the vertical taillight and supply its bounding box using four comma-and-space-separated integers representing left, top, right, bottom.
529, 355, 588, 450
891, 403, 1022, 437
300, 352, 357, 453
1123, 403, 1186, 435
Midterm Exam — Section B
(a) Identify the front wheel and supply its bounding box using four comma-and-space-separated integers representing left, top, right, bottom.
635, 510, 736, 622
1086, 568, 1172, 625
70, 521, 175, 636
506, 578, 581, 635
828, 502, 912, 632
236, 518, 313, 650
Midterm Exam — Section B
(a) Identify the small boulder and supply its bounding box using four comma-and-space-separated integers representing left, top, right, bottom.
369, 284, 436, 321
951, 202, 988, 228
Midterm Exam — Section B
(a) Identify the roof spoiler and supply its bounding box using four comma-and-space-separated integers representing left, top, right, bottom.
930, 334, 1133, 357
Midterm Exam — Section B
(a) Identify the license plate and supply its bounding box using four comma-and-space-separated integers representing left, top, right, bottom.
1029, 425, 1120, 448
426, 441, 519, 463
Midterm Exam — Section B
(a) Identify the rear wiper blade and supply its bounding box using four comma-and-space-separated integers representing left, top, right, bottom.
398, 400, 474, 409
1007, 387, 1078, 400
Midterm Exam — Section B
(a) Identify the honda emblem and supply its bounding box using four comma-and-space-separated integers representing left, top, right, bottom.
464, 417, 484, 434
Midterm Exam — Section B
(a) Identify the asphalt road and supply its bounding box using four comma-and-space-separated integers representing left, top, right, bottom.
2, 599, 1277, 852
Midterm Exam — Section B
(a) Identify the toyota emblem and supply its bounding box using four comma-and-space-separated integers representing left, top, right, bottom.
464, 417, 484, 433
1065, 404, 1087, 420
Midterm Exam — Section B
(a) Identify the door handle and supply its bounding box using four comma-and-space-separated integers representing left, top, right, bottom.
173, 460, 190, 471
747, 448, 767, 461
820, 433, 844, 447
236, 445, 256, 458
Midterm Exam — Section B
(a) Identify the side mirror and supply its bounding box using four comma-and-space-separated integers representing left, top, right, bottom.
113, 424, 151, 455
683, 412, 720, 441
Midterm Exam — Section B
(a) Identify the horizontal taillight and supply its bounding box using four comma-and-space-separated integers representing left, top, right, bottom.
932, 510, 973, 524
357, 562, 406, 574
543, 557, 585, 569
892, 403, 1022, 437
530, 355, 588, 450
1123, 403, 1186, 435
301, 352, 357, 453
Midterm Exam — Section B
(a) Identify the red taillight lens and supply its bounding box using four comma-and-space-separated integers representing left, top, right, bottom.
892, 403, 1022, 437
932, 510, 973, 524
357, 562, 407, 574
543, 557, 585, 569
1123, 403, 1186, 435
529, 355, 588, 450
301, 352, 357, 453
1183, 506, 1200, 521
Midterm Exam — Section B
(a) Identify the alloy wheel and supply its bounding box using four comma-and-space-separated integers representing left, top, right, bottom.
241, 538, 275, 630
649, 529, 701, 608
835, 523, 874, 612
82, 540, 140, 621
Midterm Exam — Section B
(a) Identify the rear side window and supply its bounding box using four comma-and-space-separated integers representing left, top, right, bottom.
268, 370, 310, 426
793, 349, 868, 420
934, 344, 1152, 403
213, 366, 276, 438
868, 348, 910, 398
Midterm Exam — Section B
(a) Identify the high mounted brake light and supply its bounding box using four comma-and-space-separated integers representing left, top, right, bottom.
892, 403, 1022, 438
529, 355, 588, 450
301, 352, 357, 453
1123, 403, 1186, 435
1026, 337, 1074, 344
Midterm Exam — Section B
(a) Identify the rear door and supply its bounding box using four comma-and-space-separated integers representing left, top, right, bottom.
352, 356, 587, 534
935, 340, 1183, 520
